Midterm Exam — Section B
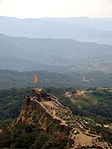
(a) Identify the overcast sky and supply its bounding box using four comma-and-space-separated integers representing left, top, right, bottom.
0, 0, 112, 18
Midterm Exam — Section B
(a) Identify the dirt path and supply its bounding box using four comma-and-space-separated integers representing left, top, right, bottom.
41, 100, 100, 139
41, 101, 67, 126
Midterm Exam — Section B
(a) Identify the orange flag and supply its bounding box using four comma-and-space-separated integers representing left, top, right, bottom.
33, 75, 37, 83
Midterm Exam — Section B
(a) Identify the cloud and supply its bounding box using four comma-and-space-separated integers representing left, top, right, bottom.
0, 0, 3, 3
0, 0, 6, 3
107, 0, 112, 2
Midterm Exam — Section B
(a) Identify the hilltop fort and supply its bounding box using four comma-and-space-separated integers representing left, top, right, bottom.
16, 87, 110, 149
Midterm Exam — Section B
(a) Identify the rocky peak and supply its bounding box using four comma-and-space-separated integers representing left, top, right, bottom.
31, 87, 55, 102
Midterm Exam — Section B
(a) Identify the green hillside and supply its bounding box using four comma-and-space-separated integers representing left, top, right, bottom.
0, 70, 112, 90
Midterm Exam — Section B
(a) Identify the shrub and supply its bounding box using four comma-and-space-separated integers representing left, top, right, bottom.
65, 111, 70, 115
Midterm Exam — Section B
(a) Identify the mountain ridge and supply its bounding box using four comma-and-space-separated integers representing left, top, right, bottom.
0, 16, 112, 45
15, 87, 110, 148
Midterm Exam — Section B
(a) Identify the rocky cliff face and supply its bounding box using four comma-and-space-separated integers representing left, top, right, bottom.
16, 87, 111, 149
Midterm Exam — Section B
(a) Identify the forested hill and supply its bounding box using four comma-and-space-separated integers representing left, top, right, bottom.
0, 70, 112, 90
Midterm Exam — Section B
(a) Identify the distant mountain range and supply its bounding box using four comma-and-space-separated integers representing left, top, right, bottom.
0, 16, 112, 45
0, 33, 112, 72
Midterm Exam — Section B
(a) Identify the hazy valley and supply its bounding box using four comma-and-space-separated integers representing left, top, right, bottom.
0, 33, 112, 72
